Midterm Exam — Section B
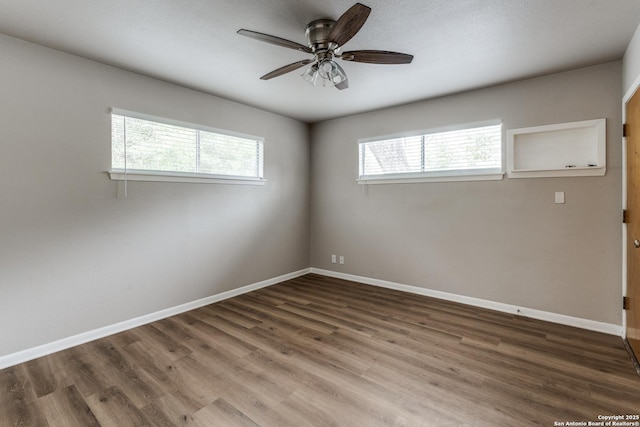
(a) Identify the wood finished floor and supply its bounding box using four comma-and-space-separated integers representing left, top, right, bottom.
1, 274, 639, 426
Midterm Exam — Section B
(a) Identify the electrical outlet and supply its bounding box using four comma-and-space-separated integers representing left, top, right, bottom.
331, 254, 337, 264
339, 256, 344, 265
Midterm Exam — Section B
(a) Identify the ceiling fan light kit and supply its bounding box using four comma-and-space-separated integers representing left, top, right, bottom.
302, 63, 320, 86
302, 58, 346, 87
238, 3, 413, 90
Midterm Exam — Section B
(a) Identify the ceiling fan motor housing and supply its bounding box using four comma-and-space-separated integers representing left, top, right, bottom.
305, 19, 338, 54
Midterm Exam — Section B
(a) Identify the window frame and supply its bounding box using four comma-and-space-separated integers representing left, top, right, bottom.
108, 109, 266, 185
357, 121, 504, 184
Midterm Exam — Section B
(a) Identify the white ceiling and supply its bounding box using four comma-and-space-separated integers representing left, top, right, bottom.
0, 0, 639, 123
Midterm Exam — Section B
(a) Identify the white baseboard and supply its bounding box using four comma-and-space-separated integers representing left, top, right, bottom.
0, 268, 311, 370
310, 268, 622, 336
1, 267, 621, 371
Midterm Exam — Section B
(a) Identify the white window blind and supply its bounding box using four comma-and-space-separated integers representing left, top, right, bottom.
111, 113, 264, 180
359, 123, 502, 181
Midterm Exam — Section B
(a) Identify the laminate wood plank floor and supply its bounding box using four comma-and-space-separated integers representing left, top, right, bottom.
2, 274, 639, 426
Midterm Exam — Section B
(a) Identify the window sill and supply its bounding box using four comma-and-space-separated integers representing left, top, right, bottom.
357, 171, 504, 184
108, 170, 266, 185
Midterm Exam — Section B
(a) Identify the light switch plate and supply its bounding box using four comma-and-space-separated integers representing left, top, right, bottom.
555, 191, 565, 204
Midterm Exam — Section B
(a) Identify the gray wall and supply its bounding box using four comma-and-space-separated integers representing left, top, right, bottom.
0, 35, 310, 357
310, 62, 622, 325
0, 29, 629, 359
623, 22, 640, 96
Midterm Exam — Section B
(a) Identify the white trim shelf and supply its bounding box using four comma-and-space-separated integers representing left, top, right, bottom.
357, 172, 504, 184
108, 170, 266, 185
510, 166, 604, 173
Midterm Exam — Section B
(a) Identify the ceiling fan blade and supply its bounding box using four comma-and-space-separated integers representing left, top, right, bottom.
341, 50, 414, 64
260, 59, 314, 80
238, 29, 312, 54
335, 79, 349, 90
327, 3, 371, 47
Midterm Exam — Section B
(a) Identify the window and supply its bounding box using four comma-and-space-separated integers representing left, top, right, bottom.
110, 110, 264, 184
358, 123, 503, 183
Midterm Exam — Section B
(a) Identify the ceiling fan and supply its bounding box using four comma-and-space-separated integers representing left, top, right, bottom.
237, 3, 413, 90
